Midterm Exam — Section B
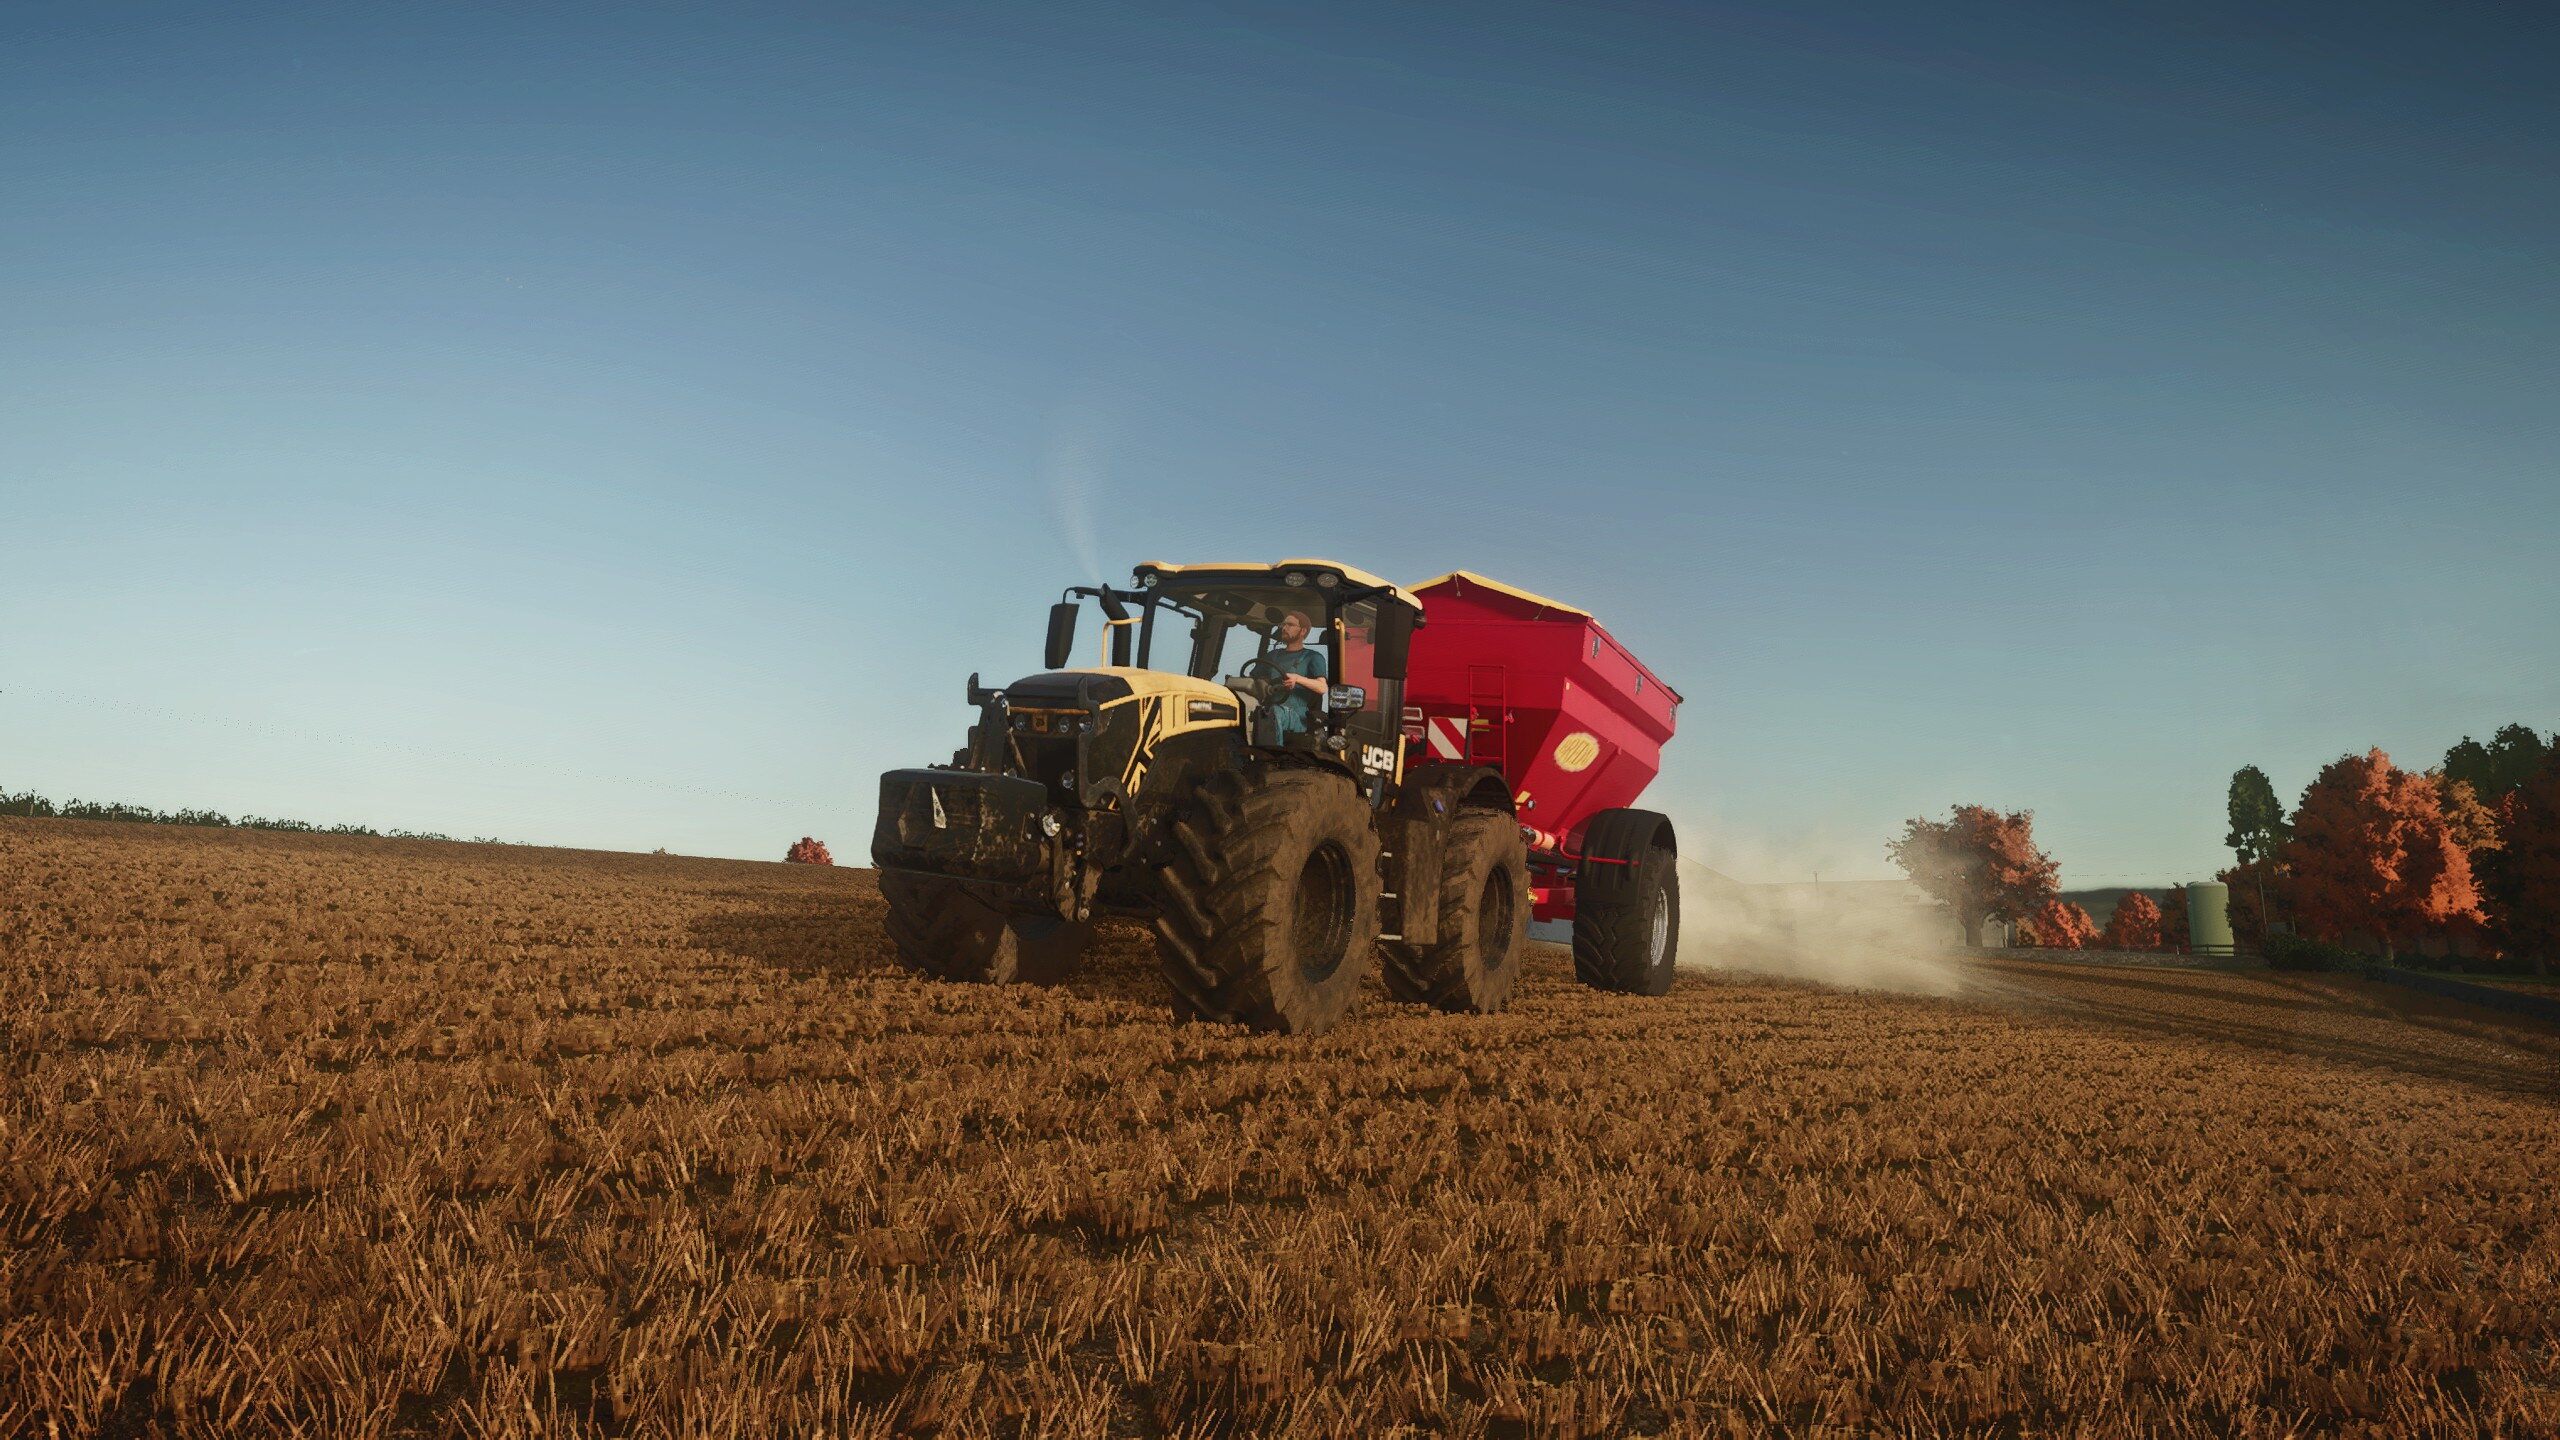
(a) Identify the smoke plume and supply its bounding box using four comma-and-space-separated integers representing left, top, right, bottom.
1043, 404, 1111, 587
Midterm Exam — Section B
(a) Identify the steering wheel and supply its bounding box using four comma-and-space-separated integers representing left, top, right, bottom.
1242, 657, 1291, 683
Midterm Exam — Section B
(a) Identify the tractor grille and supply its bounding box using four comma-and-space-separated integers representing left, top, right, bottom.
1015, 736, 1080, 801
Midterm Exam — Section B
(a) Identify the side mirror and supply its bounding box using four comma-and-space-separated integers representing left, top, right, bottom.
1328, 685, 1367, 713
1371, 602, 1418, 680
1044, 603, 1079, 670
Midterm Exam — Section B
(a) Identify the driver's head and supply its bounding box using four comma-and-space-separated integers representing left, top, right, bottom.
1277, 610, 1312, 644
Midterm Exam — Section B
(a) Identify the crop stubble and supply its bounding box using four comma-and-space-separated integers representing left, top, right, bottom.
3, 818, 2556, 1438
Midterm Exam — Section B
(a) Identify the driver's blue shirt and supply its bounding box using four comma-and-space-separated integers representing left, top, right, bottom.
1265, 646, 1327, 738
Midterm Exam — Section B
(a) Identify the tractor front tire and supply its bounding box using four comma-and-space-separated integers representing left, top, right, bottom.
879, 871, 1088, 984
1154, 767, 1380, 1035
1572, 833, 1680, 996
1382, 809, 1528, 1014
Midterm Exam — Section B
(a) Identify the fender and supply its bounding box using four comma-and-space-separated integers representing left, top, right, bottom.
1375, 763, 1514, 943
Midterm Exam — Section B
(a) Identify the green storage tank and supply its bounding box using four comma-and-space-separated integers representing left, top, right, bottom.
2187, 882, 2234, 958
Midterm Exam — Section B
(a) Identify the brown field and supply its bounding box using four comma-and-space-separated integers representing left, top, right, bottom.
4, 817, 2557, 1439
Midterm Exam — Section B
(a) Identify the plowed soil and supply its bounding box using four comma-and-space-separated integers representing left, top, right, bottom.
4, 818, 2556, 1438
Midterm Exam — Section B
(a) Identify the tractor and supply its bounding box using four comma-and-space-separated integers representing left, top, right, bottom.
871, 560, 1683, 1034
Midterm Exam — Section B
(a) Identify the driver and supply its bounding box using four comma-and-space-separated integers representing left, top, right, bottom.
1264, 609, 1329, 740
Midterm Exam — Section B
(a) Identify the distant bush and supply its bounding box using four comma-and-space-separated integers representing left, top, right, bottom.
2024, 899, 2099, 951
3, 785, 471, 843
2100, 891, 2164, 951
785, 837, 834, 866
2265, 933, 2385, 978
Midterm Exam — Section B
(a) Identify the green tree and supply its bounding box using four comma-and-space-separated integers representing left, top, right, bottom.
2477, 744, 2560, 974
2226, 765, 2291, 938
2225, 766, 2290, 866
2443, 725, 2553, 803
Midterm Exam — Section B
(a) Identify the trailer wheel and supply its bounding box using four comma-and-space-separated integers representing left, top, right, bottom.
879, 871, 1089, 984
1153, 767, 1380, 1035
1572, 809, 1680, 995
1381, 809, 1528, 1014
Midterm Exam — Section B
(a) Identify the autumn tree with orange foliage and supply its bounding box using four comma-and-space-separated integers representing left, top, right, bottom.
2101, 891, 2162, 950
2025, 899, 2098, 950
2285, 750, 2481, 960
1888, 805, 2059, 948
783, 837, 834, 865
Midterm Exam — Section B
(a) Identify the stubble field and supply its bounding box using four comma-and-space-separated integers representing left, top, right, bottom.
4, 817, 2557, 1438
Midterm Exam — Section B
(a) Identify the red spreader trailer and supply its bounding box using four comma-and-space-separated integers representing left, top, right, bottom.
1402, 571, 1685, 988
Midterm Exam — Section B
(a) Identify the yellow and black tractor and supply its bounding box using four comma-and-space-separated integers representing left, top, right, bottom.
871, 559, 1530, 1035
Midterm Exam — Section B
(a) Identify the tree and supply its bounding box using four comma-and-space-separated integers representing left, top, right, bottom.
2225, 766, 2291, 866
2478, 745, 2560, 971
2215, 858, 2290, 950
2026, 899, 2098, 950
2158, 885, 2191, 950
1888, 805, 2060, 948
2225, 765, 2292, 939
2101, 891, 2162, 950
2285, 749, 2482, 960
2443, 725, 2553, 803
784, 837, 834, 865
2431, 773, 2502, 855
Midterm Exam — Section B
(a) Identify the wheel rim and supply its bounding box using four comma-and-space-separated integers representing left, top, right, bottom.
1647, 887, 1671, 968
1478, 864, 1516, 973
1293, 840, 1356, 983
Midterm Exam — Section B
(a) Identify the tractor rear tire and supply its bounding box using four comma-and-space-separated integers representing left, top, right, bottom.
1573, 842, 1680, 996
879, 870, 1089, 984
1153, 766, 1380, 1035
1381, 809, 1528, 1014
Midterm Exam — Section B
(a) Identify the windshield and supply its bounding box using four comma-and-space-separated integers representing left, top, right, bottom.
1141, 584, 1327, 683
1135, 582, 1388, 699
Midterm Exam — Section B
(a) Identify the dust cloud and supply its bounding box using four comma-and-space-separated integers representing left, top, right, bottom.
1673, 856, 1976, 998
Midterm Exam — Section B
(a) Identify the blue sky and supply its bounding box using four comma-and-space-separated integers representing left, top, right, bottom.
5, 1, 2554, 882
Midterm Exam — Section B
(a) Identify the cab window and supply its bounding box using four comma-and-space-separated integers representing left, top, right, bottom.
1335, 602, 1379, 697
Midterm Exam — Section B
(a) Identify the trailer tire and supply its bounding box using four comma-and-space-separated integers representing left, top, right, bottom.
1381, 809, 1528, 1014
1572, 809, 1680, 995
880, 871, 1088, 984
1153, 766, 1379, 1035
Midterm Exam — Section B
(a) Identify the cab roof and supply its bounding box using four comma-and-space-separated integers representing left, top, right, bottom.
1133, 559, 1421, 609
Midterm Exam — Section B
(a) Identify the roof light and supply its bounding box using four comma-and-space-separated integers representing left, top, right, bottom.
1285, 572, 1307, 587
1315, 572, 1337, 588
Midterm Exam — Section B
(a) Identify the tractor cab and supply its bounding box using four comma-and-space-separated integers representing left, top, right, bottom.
1041, 560, 1421, 783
